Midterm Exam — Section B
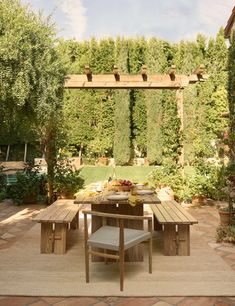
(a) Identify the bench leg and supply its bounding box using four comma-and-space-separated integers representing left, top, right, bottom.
178, 225, 190, 256
153, 215, 162, 231
54, 223, 67, 254
164, 225, 177, 256
70, 211, 79, 230
41, 223, 53, 254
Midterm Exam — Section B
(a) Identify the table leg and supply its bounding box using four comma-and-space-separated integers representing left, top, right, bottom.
54, 223, 67, 254
41, 223, 53, 254
70, 211, 79, 229
164, 224, 177, 256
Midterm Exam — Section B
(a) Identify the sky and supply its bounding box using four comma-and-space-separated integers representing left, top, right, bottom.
21, 0, 235, 42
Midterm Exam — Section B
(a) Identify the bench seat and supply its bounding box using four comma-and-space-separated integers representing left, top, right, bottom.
150, 201, 198, 256
34, 199, 80, 254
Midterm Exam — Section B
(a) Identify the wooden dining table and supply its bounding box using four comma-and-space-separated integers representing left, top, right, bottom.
74, 190, 161, 262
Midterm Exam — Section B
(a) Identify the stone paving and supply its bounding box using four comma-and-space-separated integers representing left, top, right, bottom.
0, 201, 234, 306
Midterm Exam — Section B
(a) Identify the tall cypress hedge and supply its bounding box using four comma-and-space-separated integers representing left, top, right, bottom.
57, 33, 228, 166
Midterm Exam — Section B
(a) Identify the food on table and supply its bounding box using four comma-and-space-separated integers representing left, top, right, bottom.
111, 179, 133, 186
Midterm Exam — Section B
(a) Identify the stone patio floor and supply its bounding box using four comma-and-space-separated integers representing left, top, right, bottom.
0, 200, 234, 306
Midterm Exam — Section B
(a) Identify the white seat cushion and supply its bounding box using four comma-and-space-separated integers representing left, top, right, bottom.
88, 225, 151, 251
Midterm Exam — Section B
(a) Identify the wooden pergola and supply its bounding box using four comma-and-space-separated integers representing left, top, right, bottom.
64, 64, 207, 89
64, 64, 208, 170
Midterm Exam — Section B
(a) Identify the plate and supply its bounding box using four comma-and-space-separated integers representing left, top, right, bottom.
107, 194, 129, 201
135, 184, 145, 188
136, 189, 154, 195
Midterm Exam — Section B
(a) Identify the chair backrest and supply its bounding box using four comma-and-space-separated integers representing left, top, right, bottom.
83, 210, 152, 248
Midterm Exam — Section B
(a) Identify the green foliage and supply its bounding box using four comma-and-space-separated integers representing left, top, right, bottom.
113, 90, 131, 165
145, 91, 163, 164
161, 90, 181, 162
0, 166, 6, 188
186, 162, 225, 200
131, 90, 147, 157
228, 37, 235, 161
0, 0, 66, 139
54, 159, 84, 195
5, 167, 47, 205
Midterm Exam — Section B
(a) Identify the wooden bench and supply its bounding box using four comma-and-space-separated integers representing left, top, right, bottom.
150, 201, 198, 256
33, 199, 80, 254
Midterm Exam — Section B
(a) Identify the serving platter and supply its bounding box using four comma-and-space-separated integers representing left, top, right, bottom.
136, 189, 154, 195
106, 193, 129, 201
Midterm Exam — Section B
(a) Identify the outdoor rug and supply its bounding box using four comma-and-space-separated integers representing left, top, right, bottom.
0, 222, 235, 296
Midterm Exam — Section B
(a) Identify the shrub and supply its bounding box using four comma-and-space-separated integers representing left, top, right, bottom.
53, 158, 84, 196
6, 166, 47, 205
186, 162, 226, 200
216, 224, 235, 243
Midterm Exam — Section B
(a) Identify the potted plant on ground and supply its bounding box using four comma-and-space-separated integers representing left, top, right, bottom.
188, 173, 209, 205
54, 158, 84, 199
148, 162, 184, 201
187, 161, 224, 205
218, 169, 235, 226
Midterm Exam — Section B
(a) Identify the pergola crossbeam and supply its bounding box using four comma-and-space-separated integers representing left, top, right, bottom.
168, 65, 176, 80
65, 64, 207, 89
65, 74, 207, 89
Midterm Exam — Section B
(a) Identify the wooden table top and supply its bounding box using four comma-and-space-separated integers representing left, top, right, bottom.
74, 191, 161, 205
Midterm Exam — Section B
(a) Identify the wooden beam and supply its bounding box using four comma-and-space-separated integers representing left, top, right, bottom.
64, 74, 192, 89
141, 65, 147, 81
168, 65, 176, 80
84, 65, 92, 81
193, 64, 204, 76
221, 111, 230, 118
113, 65, 120, 81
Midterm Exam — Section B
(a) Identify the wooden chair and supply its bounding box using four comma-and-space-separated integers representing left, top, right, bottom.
83, 210, 152, 291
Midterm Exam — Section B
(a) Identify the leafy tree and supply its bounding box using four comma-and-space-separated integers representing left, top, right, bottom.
0, 0, 66, 202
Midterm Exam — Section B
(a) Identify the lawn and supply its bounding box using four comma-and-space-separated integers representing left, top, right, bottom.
79, 166, 156, 186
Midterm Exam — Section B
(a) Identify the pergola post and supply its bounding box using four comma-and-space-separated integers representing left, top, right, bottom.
176, 89, 184, 174
24, 142, 28, 163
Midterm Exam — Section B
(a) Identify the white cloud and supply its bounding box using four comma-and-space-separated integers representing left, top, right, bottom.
54, 0, 87, 40
198, 0, 234, 27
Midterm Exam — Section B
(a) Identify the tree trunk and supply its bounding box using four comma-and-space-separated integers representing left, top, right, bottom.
6, 144, 10, 161
24, 142, 28, 163
45, 124, 56, 204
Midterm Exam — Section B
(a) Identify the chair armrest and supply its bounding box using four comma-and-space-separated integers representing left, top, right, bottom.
82, 210, 152, 221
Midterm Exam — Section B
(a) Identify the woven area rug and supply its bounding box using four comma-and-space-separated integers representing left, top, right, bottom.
0, 222, 235, 296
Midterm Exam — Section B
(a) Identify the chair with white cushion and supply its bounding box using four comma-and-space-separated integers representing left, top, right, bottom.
83, 210, 152, 291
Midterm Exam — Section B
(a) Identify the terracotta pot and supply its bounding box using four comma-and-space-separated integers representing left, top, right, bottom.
57, 191, 75, 199
23, 193, 37, 204
219, 210, 235, 226
192, 195, 207, 205
97, 157, 108, 166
